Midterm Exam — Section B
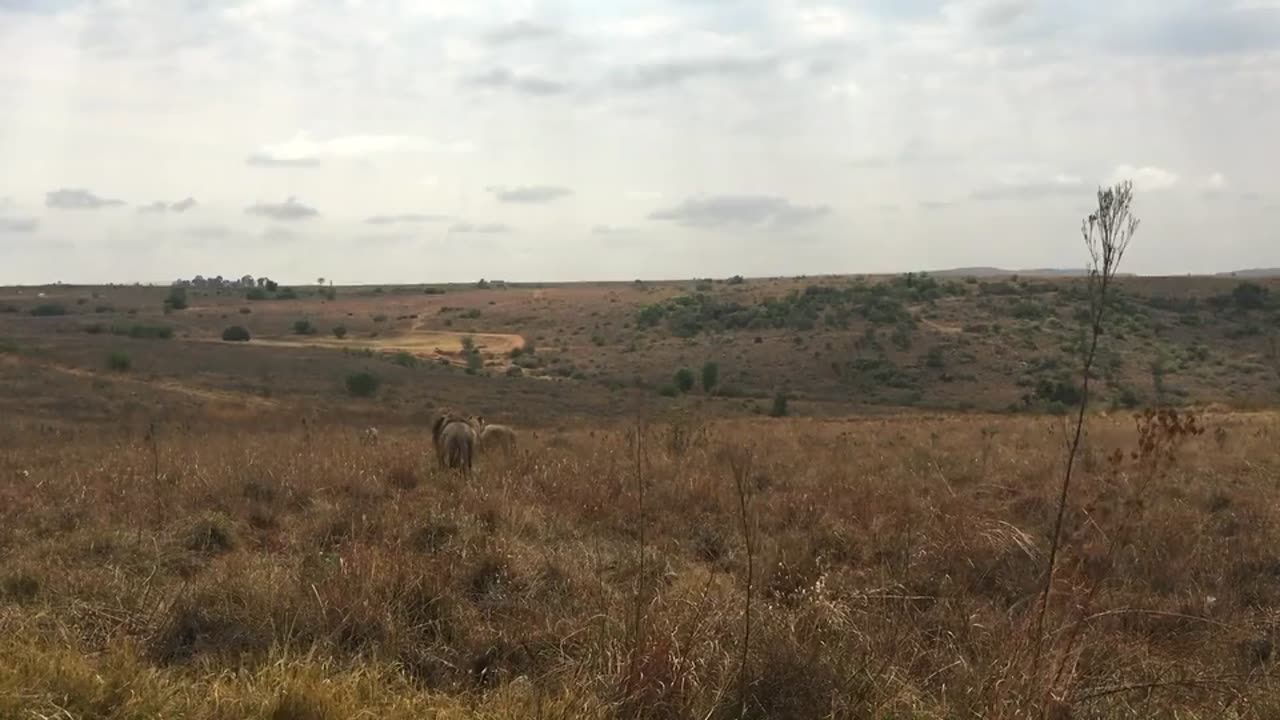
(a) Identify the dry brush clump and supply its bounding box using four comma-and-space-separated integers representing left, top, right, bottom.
1, 412, 1279, 717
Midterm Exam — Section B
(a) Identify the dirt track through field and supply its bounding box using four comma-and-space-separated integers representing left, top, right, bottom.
0, 353, 277, 408
218, 329, 526, 359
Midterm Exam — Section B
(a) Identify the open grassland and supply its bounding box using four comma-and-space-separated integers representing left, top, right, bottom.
2, 410, 1279, 718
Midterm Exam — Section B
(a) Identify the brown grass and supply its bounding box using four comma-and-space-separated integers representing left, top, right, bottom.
2, 411, 1278, 717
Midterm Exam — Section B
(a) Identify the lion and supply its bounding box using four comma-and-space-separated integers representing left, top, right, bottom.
432, 410, 477, 473
474, 416, 518, 455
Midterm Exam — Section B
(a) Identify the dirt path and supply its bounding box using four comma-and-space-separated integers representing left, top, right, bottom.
920, 318, 963, 335
0, 353, 277, 408
215, 329, 526, 359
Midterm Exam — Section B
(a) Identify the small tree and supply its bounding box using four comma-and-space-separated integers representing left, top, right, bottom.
769, 391, 788, 417
345, 372, 380, 397
293, 319, 315, 335
701, 361, 720, 394
1232, 281, 1269, 311
333, 325, 348, 339
674, 367, 695, 394
265, 279, 279, 292
165, 286, 188, 311
221, 325, 251, 342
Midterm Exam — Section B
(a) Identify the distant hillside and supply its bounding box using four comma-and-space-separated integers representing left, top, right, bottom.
930, 267, 1280, 280
1216, 269, 1280, 278
929, 267, 1136, 278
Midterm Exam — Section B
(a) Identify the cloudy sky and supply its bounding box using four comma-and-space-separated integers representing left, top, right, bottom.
1, 0, 1278, 284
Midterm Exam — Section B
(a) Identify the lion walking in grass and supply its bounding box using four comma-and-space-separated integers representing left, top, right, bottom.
474, 417, 518, 455
432, 410, 477, 473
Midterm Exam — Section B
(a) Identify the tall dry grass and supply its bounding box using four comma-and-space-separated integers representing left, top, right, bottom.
1, 411, 1278, 718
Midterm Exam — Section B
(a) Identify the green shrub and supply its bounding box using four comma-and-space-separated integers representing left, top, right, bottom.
83, 323, 105, 335
293, 319, 315, 335
115, 324, 173, 340
246, 288, 268, 301
333, 326, 348, 339
1232, 282, 1269, 310
372, 314, 388, 323
164, 286, 188, 310
107, 351, 131, 372
769, 391, 789, 417
30, 303, 67, 317
1115, 386, 1142, 409
658, 384, 679, 397
674, 367, 695, 394
221, 326, 251, 342
1010, 300, 1049, 320
391, 351, 417, 368
701, 361, 719, 394
345, 372, 380, 397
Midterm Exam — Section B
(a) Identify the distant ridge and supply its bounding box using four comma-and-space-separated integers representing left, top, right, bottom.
927, 267, 1131, 278
1214, 268, 1280, 278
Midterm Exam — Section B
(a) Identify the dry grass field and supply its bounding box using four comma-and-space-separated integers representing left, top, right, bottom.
2, 411, 1279, 718
2, 274, 1280, 717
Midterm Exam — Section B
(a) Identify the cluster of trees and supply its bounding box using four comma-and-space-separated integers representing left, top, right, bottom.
172, 275, 277, 289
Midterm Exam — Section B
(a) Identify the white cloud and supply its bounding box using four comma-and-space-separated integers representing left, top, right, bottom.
0, 216, 39, 233
971, 169, 1084, 200
245, 197, 319, 221
1206, 172, 1227, 189
650, 195, 831, 229
1111, 165, 1180, 191
487, 185, 572, 203
825, 81, 862, 99
790, 5, 855, 38
943, 0, 1035, 29
592, 16, 682, 39
247, 133, 474, 166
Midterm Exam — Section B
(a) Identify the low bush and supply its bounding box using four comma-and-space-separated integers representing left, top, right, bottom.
107, 351, 131, 372
345, 372, 380, 397
222, 326, 251, 342
30, 304, 67, 317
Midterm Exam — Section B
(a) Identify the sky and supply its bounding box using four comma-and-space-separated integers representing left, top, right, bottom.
1, 0, 1278, 285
